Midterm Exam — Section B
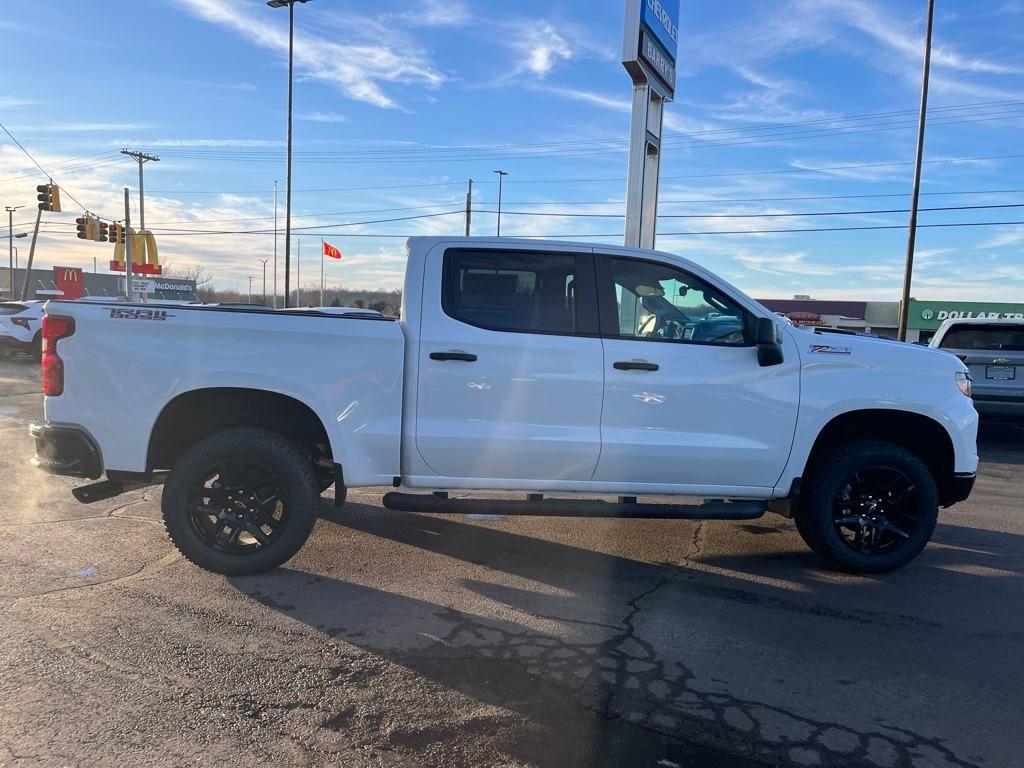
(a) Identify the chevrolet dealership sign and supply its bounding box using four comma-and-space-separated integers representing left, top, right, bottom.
623, 0, 681, 97
909, 300, 1024, 330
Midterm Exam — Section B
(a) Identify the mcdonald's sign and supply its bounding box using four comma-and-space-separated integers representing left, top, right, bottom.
109, 228, 162, 275
53, 266, 85, 299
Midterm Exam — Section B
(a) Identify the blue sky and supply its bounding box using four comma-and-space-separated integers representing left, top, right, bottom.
2, 0, 1023, 300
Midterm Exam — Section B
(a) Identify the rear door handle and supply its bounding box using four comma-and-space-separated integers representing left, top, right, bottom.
430, 351, 477, 362
614, 361, 659, 372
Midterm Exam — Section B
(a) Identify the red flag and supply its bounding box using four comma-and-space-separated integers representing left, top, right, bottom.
323, 241, 342, 259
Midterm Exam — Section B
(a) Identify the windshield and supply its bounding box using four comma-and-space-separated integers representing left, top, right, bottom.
940, 324, 1024, 351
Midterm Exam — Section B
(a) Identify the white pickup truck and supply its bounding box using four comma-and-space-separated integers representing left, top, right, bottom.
30, 237, 978, 575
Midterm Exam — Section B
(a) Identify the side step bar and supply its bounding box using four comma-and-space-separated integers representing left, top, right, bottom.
382, 493, 765, 520
72, 471, 168, 504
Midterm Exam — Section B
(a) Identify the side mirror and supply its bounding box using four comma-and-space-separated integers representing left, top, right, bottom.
756, 317, 784, 367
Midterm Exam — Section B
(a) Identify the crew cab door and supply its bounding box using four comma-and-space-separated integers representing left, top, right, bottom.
414, 244, 604, 481
593, 252, 800, 492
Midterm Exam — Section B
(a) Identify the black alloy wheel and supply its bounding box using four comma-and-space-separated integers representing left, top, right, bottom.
832, 466, 919, 555
794, 439, 939, 573
188, 458, 288, 554
162, 428, 320, 575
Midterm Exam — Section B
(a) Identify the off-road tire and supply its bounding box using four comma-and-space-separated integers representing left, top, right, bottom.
794, 439, 939, 573
162, 428, 319, 575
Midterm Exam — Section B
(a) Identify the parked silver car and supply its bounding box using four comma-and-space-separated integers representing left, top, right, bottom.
931, 317, 1024, 420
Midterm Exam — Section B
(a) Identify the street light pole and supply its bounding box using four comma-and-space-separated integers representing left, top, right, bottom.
267, 0, 311, 308
248, 276, 254, 304
260, 259, 268, 305
897, 0, 935, 342
6, 205, 24, 299
493, 170, 508, 236
273, 179, 278, 307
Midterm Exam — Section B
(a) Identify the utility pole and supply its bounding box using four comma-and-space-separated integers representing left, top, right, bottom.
260, 258, 268, 305
898, 0, 935, 342
296, 237, 301, 306
248, 275, 254, 304
120, 150, 160, 231
123, 188, 133, 302
273, 179, 279, 308
20, 211, 41, 301
493, 170, 508, 236
267, 0, 311, 306
6, 205, 24, 299
465, 178, 473, 236
319, 238, 325, 307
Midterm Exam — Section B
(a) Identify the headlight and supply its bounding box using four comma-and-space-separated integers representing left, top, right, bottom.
955, 371, 972, 397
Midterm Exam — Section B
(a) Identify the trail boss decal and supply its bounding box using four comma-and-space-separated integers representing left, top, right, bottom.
809, 343, 851, 355
109, 308, 174, 321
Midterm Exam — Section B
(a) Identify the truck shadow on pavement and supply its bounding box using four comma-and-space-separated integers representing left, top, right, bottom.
227, 501, 1010, 768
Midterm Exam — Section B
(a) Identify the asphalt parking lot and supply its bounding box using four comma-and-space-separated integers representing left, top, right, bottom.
1, 355, 1021, 768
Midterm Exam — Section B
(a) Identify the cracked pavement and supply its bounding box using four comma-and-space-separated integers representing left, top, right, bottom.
1, 357, 1022, 767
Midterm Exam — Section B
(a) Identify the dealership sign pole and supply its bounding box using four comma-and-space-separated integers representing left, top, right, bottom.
622, 0, 680, 250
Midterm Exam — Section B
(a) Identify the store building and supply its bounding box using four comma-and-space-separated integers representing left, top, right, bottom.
758, 296, 1024, 343
758, 297, 901, 338
904, 300, 1024, 344
1, 266, 197, 302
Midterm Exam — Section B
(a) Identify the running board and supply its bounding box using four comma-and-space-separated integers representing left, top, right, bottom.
382, 493, 765, 520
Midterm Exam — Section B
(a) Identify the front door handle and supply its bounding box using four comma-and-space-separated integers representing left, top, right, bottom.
614, 360, 659, 372
430, 351, 477, 362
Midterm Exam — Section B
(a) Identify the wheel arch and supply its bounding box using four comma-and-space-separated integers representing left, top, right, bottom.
147, 387, 333, 472
802, 409, 957, 506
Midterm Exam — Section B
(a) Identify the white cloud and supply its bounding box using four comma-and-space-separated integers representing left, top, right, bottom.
298, 111, 348, 124
514, 21, 573, 77
177, 0, 444, 109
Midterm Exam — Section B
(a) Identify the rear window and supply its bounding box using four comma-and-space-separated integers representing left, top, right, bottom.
940, 324, 1024, 351
442, 249, 582, 335
0, 303, 27, 316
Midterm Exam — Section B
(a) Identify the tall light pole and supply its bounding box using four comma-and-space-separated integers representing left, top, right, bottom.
120, 150, 160, 231
259, 258, 268, 305
273, 178, 279, 307
6, 205, 24, 299
493, 170, 508, 236
267, 0, 311, 308
897, 0, 935, 342
248, 275, 255, 304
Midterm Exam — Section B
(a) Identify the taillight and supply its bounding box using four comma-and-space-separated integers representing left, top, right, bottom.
41, 315, 75, 396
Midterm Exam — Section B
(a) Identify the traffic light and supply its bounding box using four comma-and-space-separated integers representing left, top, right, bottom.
37, 184, 53, 211
97, 221, 109, 242
108, 223, 124, 245
35, 183, 61, 212
76, 217, 89, 239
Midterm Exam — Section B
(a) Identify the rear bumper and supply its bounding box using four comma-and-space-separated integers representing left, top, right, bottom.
943, 472, 976, 507
30, 421, 103, 479
973, 395, 1024, 419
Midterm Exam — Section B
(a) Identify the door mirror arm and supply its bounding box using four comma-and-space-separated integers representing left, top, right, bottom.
756, 317, 784, 367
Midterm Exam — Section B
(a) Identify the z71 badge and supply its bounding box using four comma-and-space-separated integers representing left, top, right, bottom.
109, 308, 174, 321
809, 344, 851, 355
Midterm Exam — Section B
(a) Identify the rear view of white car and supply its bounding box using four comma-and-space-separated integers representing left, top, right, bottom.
930, 317, 1024, 421
0, 300, 45, 360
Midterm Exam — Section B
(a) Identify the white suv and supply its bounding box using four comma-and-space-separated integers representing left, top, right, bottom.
0, 301, 45, 360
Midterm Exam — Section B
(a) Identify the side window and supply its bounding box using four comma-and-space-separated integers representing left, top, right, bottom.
607, 257, 749, 346
443, 249, 586, 335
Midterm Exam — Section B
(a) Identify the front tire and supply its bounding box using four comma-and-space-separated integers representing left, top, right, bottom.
162, 428, 319, 575
794, 439, 939, 574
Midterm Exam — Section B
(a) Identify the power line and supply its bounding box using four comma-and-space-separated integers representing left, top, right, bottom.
0, 120, 113, 218
472, 202, 1024, 220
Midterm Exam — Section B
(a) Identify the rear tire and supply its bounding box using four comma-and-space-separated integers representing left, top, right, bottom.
162, 428, 319, 575
794, 439, 939, 573
31, 334, 42, 362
